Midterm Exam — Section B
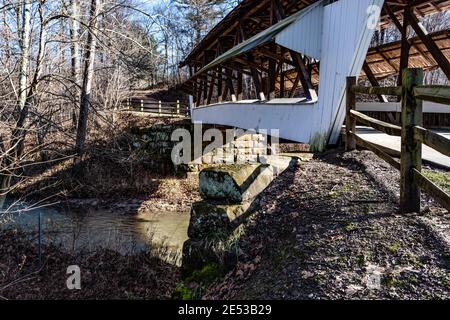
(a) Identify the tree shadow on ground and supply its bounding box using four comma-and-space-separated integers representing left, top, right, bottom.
204, 149, 450, 300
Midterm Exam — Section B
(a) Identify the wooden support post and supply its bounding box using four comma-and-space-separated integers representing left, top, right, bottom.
289, 69, 301, 98
397, 7, 411, 103
248, 54, 265, 101
400, 68, 423, 214
268, 45, 277, 100
217, 67, 223, 103
280, 71, 285, 98
363, 61, 388, 103
141, 100, 144, 112
176, 100, 180, 115
237, 71, 243, 101
196, 79, 202, 107
158, 100, 162, 114
193, 66, 198, 106
346, 77, 357, 151
290, 50, 316, 101
226, 69, 237, 102
203, 76, 208, 106
207, 73, 216, 105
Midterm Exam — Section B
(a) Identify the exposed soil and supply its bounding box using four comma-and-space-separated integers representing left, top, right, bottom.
0, 229, 179, 300
203, 150, 450, 300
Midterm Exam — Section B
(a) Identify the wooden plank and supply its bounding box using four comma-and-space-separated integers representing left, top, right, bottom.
401, 68, 424, 214
354, 134, 401, 170
413, 169, 450, 211
346, 77, 356, 151
289, 50, 317, 101
351, 85, 402, 96
413, 126, 450, 157
349, 110, 402, 136
414, 85, 450, 105
357, 101, 450, 113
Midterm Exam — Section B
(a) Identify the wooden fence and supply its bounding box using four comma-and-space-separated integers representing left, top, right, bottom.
346, 68, 450, 213
121, 98, 190, 117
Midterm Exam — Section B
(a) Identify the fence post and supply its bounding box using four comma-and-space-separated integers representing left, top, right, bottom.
159, 101, 162, 115
140, 100, 144, 112
346, 77, 357, 151
176, 100, 180, 115
401, 68, 423, 214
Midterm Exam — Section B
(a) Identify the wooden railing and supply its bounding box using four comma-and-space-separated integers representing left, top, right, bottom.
121, 98, 190, 117
346, 68, 450, 213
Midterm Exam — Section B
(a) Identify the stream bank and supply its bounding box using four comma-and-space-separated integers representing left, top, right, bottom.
0, 229, 179, 300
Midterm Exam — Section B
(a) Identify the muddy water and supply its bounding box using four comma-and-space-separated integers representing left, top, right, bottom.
1, 205, 190, 264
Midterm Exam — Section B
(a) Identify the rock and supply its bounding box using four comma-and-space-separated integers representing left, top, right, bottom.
199, 164, 274, 203
188, 201, 254, 239
181, 239, 238, 278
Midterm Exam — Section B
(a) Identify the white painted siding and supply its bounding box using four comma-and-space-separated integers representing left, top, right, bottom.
192, 0, 385, 148
321, 0, 385, 144
192, 101, 318, 143
275, 3, 323, 59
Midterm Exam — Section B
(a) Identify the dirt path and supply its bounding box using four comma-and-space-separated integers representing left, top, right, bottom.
204, 150, 450, 300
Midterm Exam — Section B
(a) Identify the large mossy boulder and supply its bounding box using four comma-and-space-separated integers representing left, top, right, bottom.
188, 201, 253, 239
199, 164, 273, 203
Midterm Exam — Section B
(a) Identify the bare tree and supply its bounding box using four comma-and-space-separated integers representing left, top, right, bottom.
75, 0, 100, 160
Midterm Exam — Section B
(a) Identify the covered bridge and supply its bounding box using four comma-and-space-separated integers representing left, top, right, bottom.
179, 0, 450, 150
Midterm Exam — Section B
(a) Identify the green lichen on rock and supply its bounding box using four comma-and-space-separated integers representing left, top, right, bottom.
188, 202, 230, 239
199, 164, 268, 203
188, 201, 254, 239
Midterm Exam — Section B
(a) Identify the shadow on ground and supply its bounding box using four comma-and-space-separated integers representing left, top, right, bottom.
203, 149, 450, 300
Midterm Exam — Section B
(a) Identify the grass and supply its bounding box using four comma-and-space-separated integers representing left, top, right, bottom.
388, 242, 400, 254
423, 170, 450, 193
345, 223, 357, 233
173, 263, 226, 300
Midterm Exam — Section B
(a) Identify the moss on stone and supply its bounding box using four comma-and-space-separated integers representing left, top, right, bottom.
199, 164, 269, 203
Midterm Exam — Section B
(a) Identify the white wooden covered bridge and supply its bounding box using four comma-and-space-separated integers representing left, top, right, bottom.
179, 0, 450, 151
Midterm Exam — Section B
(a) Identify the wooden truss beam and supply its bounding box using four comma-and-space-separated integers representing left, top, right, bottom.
405, 7, 450, 80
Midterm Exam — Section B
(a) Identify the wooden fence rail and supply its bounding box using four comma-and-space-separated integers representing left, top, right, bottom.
346, 68, 450, 213
120, 98, 190, 117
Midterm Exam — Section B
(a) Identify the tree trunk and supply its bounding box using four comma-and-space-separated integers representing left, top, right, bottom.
0, 0, 32, 210
69, 0, 81, 128
0, 0, 37, 209
70, 0, 81, 82
75, 0, 100, 161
